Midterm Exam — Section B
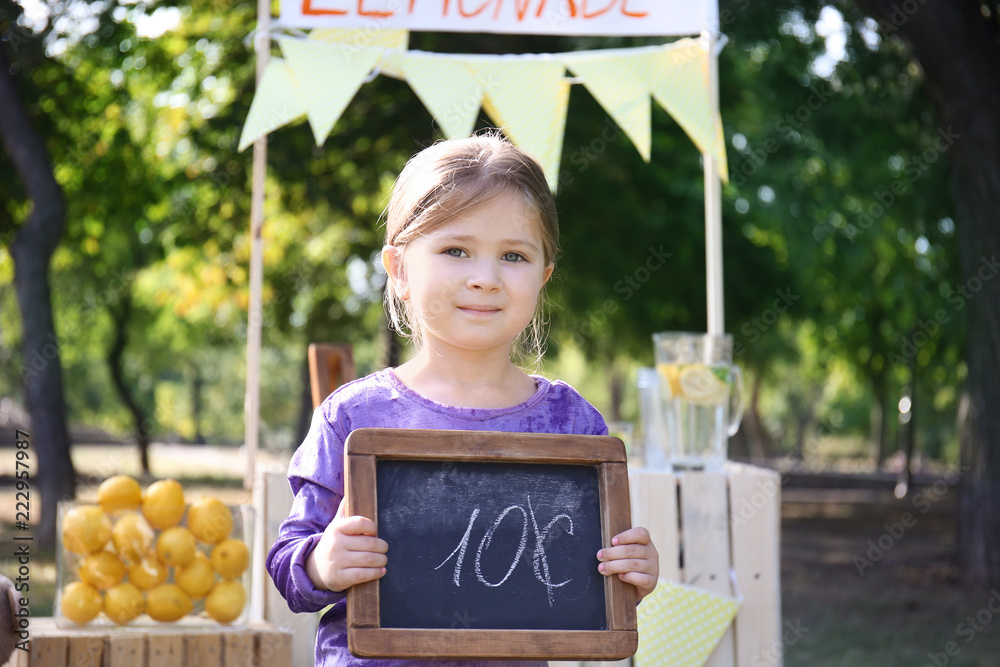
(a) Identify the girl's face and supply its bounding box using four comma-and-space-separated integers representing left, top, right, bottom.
384, 192, 553, 358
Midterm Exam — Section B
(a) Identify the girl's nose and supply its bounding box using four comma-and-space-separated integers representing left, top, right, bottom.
467, 260, 502, 291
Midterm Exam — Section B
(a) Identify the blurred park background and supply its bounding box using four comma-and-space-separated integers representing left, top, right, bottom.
2, 0, 1000, 664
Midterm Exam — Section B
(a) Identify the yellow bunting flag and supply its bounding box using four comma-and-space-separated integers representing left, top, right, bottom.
649, 39, 728, 181
309, 28, 408, 51
278, 37, 382, 146
563, 49, 659, 162
634, 579, 740, 667
468, 58, 571, 191
238, 58, 306, 152
399, 53, 484, 140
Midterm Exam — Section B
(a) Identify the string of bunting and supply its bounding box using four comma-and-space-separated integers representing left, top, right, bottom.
238, 29, 728, 190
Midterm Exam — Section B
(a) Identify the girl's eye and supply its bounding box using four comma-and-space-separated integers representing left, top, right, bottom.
444, 248, 467, 258
502, 252, 524, 262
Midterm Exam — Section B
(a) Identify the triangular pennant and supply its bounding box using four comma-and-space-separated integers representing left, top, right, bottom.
308, 28, 408, 50
278, 37, 382, 146
649, 39, 728, 182
468, 58, 570, 191
238, 58, 307, 152
564, 49, 658, 162
634, 579, 741, 667
400, 52, 483, 139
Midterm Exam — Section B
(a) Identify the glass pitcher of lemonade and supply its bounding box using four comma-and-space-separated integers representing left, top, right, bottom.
653, 332, 744, 471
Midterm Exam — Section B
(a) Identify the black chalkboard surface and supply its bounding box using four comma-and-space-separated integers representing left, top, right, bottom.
344, 428, 638, 661
377, 460, 605, 631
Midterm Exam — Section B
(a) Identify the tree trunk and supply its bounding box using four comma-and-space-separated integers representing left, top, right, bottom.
854, 0, 1000, 587
743, 370, 772, 461
869, 372, 888, 467
106, 290, 151, 475
0, 45, 76, 547
191, 365, 205, 445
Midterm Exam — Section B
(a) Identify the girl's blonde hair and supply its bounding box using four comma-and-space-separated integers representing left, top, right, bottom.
383, 132, 559, 366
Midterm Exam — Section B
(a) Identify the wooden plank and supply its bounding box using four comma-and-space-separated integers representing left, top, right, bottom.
185, 633, 222, 667
307, 343, 356, 408
629, 469, 680, 581
262, 471, 320, 667
679, 471, 735, 667
105, 634, 145, 667
146, 634, 184, 667
255, 630, 292, 665
222, 631, 256, 667
729, 467, 782, 667
349, 629, 637, 661
68, 635, 103, 667
345, 454, 379, 629
28, 635, 65, 667
600, 462, 637, 632
346, 428, 627, 464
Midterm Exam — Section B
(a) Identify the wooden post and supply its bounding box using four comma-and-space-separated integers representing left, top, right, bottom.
243, 0, 272, 491
703, 30, 725, 337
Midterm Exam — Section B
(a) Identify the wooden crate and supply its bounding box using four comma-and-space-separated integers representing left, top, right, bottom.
3, 618, 291, 667
630, 463, 782, 667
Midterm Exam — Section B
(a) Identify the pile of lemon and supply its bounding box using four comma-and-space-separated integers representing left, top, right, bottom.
59, 475, 249, 627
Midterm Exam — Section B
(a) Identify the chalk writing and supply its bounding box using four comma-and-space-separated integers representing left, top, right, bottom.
435, 495, 574, 606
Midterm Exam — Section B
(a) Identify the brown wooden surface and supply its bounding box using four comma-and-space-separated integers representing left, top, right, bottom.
27, 636, 64, 667
185, 633, 220, 667
222, 631, 255, 667
345, 453, 379, 629
254, 631, 292, 664
344, 429, 637, 660
348, 628, 637, 661
345, 428, 627, 464
600, 462, 637, 632
145, 634, 184, 667
105, 635, 145, 667
68, 635, 103, 667
307, 343, 356, 409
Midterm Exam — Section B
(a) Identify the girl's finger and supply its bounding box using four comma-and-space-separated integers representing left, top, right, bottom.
610, 527, 651, 546
338, 515, 379, 537
338, 566, 386, 588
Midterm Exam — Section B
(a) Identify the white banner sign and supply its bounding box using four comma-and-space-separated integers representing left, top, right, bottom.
279, 0, 717, 36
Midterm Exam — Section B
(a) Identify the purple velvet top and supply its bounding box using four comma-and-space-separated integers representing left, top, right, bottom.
266, 368, 609, 667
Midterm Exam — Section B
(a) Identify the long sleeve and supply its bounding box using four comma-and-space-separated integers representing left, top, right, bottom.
266, 479, 346, 613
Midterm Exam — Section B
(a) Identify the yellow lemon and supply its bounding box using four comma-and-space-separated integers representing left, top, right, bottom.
97, 475, 142, 514
210, 539, 249, 579
205, 580, 245, 624
127, 555, 167, 591
141, 479, 186, 529
146, 584, 193, 623
78, 551, 125, 591
62, 505, 112, 555
656, 363, 683, 399
103, 582, 145, 625
175, 553, 216, 599
60, 582, 103, 625
678, 364, 728, 405
111, 512, 154, 564
187, 497, 232, 544
155, 526, 197, 567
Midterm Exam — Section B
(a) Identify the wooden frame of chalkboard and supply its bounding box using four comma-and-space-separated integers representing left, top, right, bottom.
343, 428, 638, 661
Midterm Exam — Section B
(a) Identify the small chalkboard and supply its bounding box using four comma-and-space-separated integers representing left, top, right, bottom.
344, 428, 637, 661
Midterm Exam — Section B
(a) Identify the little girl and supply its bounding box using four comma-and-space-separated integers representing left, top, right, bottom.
267, 132, 659, 666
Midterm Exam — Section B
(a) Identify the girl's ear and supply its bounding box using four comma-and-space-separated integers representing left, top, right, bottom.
542, 263, 554, 286
382, 245, 409, 299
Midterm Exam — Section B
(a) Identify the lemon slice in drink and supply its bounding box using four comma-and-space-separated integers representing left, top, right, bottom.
678, 364, 728, 405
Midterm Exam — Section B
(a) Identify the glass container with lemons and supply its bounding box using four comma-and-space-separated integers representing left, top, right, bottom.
653, 332, 744, 471
56, 475, 253, 628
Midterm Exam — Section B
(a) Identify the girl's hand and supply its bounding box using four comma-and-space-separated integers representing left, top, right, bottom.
306, 500, 388, 593
597, 527, 659, 602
